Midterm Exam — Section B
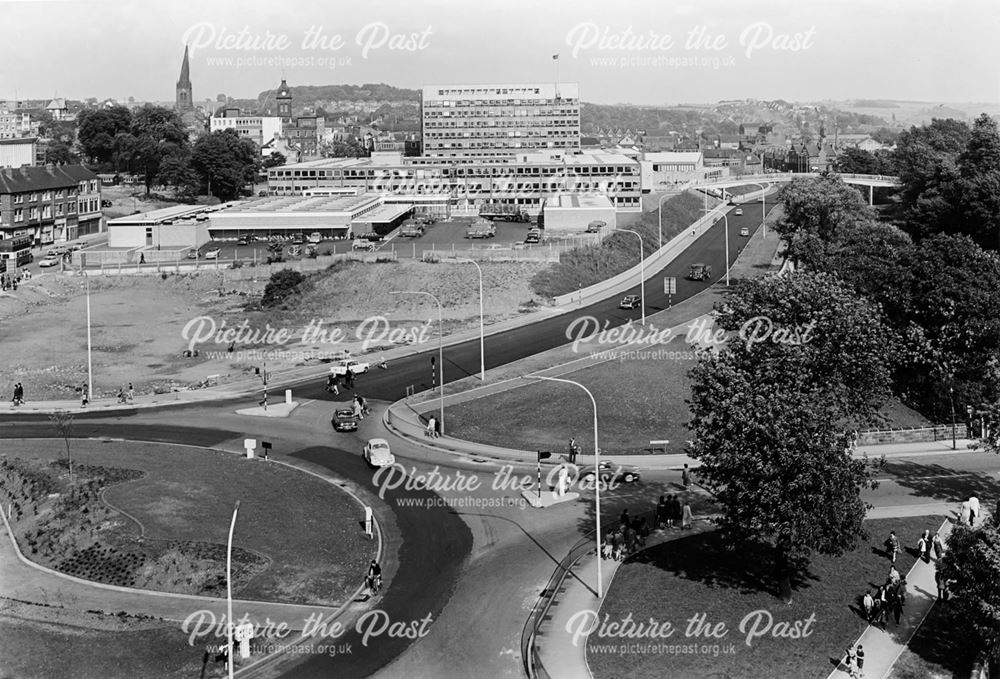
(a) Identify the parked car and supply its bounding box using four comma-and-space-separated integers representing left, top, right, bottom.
331, 408, 359, 432
363, 438, 395, 468
329, 358, 370, 376
734, 208, 743, 216
236, 236, 249, 246
579, 461, 641, 485
186, 250, 198, 259
309, 232, 323, 244
586, 220, 606, 233
400, 223, 425, 238
100, 199, 113, 208
619, 294, 641, 310
687, 262, 712, 281
204, 248, 221, 260
39, 253, 61, 268
361, 232, 383, 242
352, 238, 377, 251
291, 233, 305, 245
257, 190, 268, 197
525, 229, 542, 244
465, 223, 495, 239
739, 227, 750, 237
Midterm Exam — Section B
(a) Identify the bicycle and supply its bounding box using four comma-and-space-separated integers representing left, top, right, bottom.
366, 572, 382, 595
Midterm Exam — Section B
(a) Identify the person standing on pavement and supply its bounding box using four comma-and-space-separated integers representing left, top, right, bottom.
843, 646, 857, 678
917, 531, 930, 563
568, 438, 579, 465
655, 495, 666, 529
969, 496, 980, 526
127, 382, 134, 401
682, 464, 691, 489
932, 533, 945, 560
862, 590, 875, 623
681, 502, 693, 529
671, 494, 683, 529
426, 415, 436, 437
855, 645, 865, 677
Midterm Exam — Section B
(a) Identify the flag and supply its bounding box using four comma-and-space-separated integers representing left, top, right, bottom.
552, 54, 559, 60
538, 451, 552, 460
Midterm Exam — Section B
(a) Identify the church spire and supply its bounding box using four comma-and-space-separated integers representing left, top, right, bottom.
176, 45, 193, 112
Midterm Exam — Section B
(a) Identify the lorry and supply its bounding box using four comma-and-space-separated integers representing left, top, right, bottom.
479, 201, 531, 223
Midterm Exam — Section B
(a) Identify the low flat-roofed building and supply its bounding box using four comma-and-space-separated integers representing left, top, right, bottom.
542, 194, 616, 232
0, 137, 37, 169
207, 193, 392, 239
641, 151, 705, 189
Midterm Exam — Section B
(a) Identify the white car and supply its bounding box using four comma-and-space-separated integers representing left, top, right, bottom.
739, 227, 750, 237
204, 248, 222, 260
364, 438, 395, 467
329, 358, 370, 377
734, 208, 744, 216
39, 254, 61, 268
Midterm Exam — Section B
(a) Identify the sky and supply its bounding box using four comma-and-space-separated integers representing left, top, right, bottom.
2, 0, 999, 106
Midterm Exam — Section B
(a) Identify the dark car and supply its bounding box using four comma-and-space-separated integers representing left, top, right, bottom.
619, 294, 641, 310
332, 408, 358, 432
579, 461, 641, 485
687, 262, 712, 281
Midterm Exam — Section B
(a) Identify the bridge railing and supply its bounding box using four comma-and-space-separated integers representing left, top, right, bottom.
689, 172, 899, 188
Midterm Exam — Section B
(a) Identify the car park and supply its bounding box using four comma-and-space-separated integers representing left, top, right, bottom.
735, 208, 743, 216
579, 461, 641, 485
331, 408, 359, 432
204, 248, 221, 260
739, 227, 750, 237
329, 358, 370, 376
363, 438, 395, 467
619, 294, 641, 310
687, 262, 712, 281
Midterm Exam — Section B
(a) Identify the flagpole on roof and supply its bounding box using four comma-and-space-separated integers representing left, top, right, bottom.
552, 53, 560, 100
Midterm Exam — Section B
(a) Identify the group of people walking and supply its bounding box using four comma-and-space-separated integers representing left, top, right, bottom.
10, 382, 24, 406
655, 494, 693, 530
602, 509, 650, 561
1, 271, 27, 291
116, 383, 135, 404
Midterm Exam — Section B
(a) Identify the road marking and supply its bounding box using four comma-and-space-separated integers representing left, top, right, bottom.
875, 472, 978, 482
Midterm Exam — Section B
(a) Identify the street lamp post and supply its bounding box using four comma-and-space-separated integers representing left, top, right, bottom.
656, 193, 671, 250
226, 499, 241, 679
455, 258, 485, 381
612, 228, 645, 325
527, 374, 603, 598
85, 275, 93, 402
949, 386, 957, 450
392, 290, 445, 434
743, 181, 768, 237
712, 213, 731, 287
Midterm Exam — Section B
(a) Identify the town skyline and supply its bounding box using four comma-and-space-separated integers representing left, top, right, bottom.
1, 0, 998, 106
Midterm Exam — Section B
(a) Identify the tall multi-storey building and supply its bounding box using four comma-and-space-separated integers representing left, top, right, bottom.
421, 83, 580, 158
0, 164, 102, 243
176, 45, 193, 112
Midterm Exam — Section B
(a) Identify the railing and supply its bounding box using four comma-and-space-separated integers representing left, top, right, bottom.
690, 172, 899, 188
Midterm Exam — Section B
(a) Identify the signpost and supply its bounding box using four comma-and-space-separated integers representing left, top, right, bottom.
261, 440, 272, 460
663, 277, 676, 308
536, 451, 551, 501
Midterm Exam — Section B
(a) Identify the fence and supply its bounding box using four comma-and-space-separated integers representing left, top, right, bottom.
422, 248, 560, 263
78, 251, 397, 278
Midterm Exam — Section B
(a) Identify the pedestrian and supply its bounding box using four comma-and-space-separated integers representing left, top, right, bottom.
887, 564, 900, 586
655, 495, 667, 529
671, 494, 683, 528
873, 585, 888, 627
969, 496, 980, 526
620, 508, 630, 529
602, 529, 614, 559
624, 523, 637, 554
426, 415, 436, 437
917, 533, 929, 563
884, 530, 900, 563
681, 464, 691, 489
843, 646, 857, 678
856, 645, 865, 677
117, 386, 127, 403
568, 437, 578, 465
932, 533, 945, 560
889, 587, 903, 625
681, 502, 693, 529
862, 590, 875, 623
960, 501, 972, 527
80, 385, 89, 407
139, 253, 145, 264
612, 529, 624, 561
127, 382, 134, 401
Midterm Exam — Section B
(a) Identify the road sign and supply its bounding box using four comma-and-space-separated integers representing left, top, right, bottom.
664, 277, 676, 295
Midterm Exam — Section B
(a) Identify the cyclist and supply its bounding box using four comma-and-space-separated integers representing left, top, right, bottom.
366, 559, 382, 594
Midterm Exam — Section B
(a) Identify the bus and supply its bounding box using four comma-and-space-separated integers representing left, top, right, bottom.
0, 235, 33, 268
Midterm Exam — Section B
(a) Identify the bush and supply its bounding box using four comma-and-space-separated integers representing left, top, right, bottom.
261, 269, 306, 309
230, 260, 244, 269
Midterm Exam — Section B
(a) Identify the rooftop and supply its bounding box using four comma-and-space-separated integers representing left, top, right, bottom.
546, 194, 615, 209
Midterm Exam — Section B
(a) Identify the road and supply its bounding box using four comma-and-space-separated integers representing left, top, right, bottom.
285, 202, 777, 404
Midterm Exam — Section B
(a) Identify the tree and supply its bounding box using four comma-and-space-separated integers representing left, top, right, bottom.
262, 151, 286, 169
191, 129, 261, 200
43, 141, 77, 165
938, 522, 1000, 662
951, 114, 1000, 251
49, 410, 75, 484
261, 269, 306, 309
76, 105, 133, 165
156, 155, 199, 199
774, 174, 879, 268
129, 105, 190, 196
688, 272, 891, 601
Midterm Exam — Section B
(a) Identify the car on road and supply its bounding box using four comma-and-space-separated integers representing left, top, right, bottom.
364, 438, 395, 468
735, 208, 743, 216
39, 253, 61, 268
579, 461, 641, 485
329, 358, 370, 376
331, 408, 359, 432
619, 294, 641, 310
687, 262, 712, 281
204, 248, 221, 260
739, 227, 750, 237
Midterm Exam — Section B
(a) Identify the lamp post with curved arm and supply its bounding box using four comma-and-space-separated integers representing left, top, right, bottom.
741, 180, 769, 237
526, 374, 604, 598
392, 290, 445, 434
656, 193, 671, 250
612, 227, 645, 325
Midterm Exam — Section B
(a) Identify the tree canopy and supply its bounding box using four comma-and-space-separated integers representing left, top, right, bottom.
938, 522, 1000, 662
191, 129, 260, 201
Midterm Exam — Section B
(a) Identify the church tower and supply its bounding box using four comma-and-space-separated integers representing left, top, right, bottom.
176, 45, 193, 112
276, 79, 292, 124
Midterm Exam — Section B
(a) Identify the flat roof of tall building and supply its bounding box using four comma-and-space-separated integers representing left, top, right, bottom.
422, 83, 579, 101
643, 152, 703, 164
273, 151, 638, 173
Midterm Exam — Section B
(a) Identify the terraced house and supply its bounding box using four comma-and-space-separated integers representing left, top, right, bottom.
0, 164, 103, 243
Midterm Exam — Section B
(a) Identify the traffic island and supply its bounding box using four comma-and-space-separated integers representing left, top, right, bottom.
521, 489, 580, 509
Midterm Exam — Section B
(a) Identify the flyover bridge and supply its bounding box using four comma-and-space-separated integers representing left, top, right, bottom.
687, 171, 900, 204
